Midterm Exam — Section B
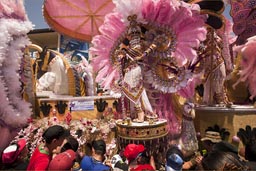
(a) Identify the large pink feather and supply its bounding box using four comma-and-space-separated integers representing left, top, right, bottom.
141, 0, 156, 21
91, 0, 207, 94
101, 69, 119, 89
233, 36, 256, 99
0, 0, 26, 20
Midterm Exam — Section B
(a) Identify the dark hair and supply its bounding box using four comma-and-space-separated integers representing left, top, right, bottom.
201, 151, 248, 170
237, 125, 256, 161
92, 139, 106, 155
61, 136, 79, 152
245, 142, 256, 161
166, 145, 184, 160
137, 151, 150, 164
122, 38, 130, 46
42, 125, 70, 144
212, 141, 238, 154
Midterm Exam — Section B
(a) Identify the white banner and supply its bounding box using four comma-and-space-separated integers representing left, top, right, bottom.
70, 100, 94, 111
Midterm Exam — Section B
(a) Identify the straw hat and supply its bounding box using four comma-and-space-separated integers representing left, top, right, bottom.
201, 131, 222, 143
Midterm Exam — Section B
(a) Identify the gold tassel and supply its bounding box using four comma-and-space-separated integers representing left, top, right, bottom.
80, 78, 87, 96
67, 68, 76, 96
41, 51, 50, 71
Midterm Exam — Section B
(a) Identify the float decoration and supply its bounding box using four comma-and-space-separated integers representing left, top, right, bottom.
90, 0, 207, 122
230, 0, 256, 45
230, 0, 256, 101
90, 0, 208, 157
91, 0, 207, 92
12, 117, 117, 157
43, 0, 115, 42
233, 36, 256, 100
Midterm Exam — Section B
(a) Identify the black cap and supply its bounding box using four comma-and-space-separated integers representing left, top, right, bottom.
195, 0, 224, 13
92, 139, 106, 154
43, 125, 70, 144
61, 136, 79, 152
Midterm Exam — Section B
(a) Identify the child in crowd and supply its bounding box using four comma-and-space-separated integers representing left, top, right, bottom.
52, 135, 79, 158
166, 153, 184, 171
200, 131, 222, 154
80, 139, 110, 171
1, 138, 29, 170
123, 143, 155, 170
26, 125, 70, 171
48, 149, 77, 171
165, 145, 184, 171
49, 135, 80, 171
201, 150, 248, 170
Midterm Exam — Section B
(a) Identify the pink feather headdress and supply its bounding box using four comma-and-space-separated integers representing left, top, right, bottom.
0, 0, 27, 20
90, 0, 207, 94
233, 36, 256, 100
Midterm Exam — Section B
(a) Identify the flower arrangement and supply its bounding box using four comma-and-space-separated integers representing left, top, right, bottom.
12, 116, 117, 157
103, 107, 119, 121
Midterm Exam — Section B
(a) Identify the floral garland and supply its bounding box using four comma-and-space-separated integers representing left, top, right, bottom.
12, 116, 117, 157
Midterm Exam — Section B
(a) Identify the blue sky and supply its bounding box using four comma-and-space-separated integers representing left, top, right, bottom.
24, 0, 49, 29
24, 0, 232, 30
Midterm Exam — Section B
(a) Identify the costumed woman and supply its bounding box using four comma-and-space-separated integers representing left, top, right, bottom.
197, 21, 233, 106
115, 15, 156, 122
90, 0, 207, 127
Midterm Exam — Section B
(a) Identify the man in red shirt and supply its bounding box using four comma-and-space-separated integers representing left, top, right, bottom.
123, 144, 155, 170
27, 125, 70, 171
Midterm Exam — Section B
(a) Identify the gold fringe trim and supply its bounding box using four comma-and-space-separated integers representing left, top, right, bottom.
80, 78, 86, 96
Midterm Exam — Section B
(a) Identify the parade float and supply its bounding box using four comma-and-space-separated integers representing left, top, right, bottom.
1, 0, 256, 169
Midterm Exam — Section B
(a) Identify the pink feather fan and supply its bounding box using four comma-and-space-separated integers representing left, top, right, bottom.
90, 0, 208, 137
0, 0, 27, 20
233, 36, 256, 100
90, 0, 207, 92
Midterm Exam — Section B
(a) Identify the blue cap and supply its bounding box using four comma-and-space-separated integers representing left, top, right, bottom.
166, 153, 184, 171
